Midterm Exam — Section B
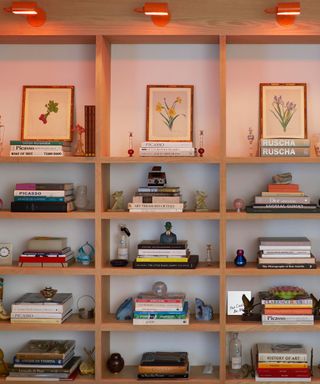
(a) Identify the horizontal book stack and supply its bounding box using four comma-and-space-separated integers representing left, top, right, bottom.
260, 138, 310, 157
11, 183, 75, 212
6, 339, 81, 381
133, 292, 189, 325
128, 186, 184, 212
246, 182, 319, 213
133, 240, 198, 269
257, 237, 316, 270
11, 292, 73, 324
255, 343, 311, 382
137, 351, 189, 380
19, 236, 75, 267
9, 141, 70, 157
259, 288, 314, 325
139, 141, 195, 157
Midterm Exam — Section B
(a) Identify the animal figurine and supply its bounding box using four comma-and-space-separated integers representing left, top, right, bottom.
241, 294, 260, 319
195, 298, 213, 321
115, 297, 134, 320
195, 191, 208, 212
311, 293, 320, 317
111, 191, 124, 211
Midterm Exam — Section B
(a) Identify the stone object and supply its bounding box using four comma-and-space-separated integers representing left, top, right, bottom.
107, 353, 124, 374
152, 281, 168, 297
272, 172, 292, 184
195, 298, 213, 321
111, 191, 124, 211
115, 297, 134, 320
195, 190, 209, 211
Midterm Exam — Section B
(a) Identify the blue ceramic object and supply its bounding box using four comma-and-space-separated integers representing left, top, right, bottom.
195, 298, 213, 321
76, 242, 95, 265
234, 249, 247, 267
115, 297, 134, 320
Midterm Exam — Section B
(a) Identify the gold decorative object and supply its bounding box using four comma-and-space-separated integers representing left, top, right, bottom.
40, 287, 57, 300
79, 347, 95, 375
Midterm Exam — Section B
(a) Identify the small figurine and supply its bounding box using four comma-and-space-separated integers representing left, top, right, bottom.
76, 242, 95, 265
206, 244, 213, 266
272, 172, 292, 184
0, 278, 9, 321
233, 198, 245, 212
111, 191, 124, 211
106, 353, 125, 374
234, 249, 247, 266
195, 298, 213, 321
79, 347, 95, 375
160, 221, 177, 244
0, 348, 9, 377
195, 190, 208, 212
241, 294, 261, 321
115, 297, 134, 320
247, 127, 255, 157
148, 166, 167, 186
40, 286, 57, 300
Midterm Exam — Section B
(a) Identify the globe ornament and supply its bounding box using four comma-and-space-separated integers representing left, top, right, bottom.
152, 281, 167, 297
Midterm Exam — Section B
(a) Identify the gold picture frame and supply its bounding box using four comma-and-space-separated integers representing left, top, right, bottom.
260, 83, 307, 139
146, 85, 193, 142
21, 85, 74, 141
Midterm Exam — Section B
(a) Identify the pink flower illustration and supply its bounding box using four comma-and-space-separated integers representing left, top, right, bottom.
39, 114, 47, 124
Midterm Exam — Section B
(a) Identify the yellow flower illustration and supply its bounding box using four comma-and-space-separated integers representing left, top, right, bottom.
156, 96, 185, 130
176, 97, 182, 103
156, 102, 163, 112
168, 108, 176, 117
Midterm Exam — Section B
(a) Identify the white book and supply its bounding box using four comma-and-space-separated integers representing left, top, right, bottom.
133, 316, 189, 325
255, 373, 311, 382
14, 190, 72, 197
129, 209, 183, 212
257, 343, 308, 362
262, 315, 314, 321
139, 148, 195, 157
259, 245, 311, 251
10, 151, 64, 157
138, 249, 188, 256
128, 203, 184, 209
141, 141, 193, 148
11, 311, 67, 319
135, 304, 184, 312
10, 145, 63, 151
132, 196, 181, 203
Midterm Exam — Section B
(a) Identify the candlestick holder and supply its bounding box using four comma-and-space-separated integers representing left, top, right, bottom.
198, 130, 205, 157
128, 132, 134, 157
247, 127, 255, 157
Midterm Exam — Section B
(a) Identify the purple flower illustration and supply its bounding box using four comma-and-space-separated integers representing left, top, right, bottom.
271, 95, 296, 132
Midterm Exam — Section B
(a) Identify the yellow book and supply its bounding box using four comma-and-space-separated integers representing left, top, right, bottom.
264, 304, 313, 309
258, 362, 309, 369
11, 318, 64, 324
135, 257, 189, 263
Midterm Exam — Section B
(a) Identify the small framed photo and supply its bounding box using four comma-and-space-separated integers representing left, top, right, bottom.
146, 85, 193, 142
22, 85, 74, 141
260, 83, 307, 139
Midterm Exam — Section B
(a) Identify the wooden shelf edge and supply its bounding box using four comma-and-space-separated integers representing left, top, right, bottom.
102, 211, 220, 220
101, 156, 220, 164
226, 156, 320, 164
226, 212, 320, 220
0, 210, 96, 219
0, 156, 96, 163
0, 263, 96, 275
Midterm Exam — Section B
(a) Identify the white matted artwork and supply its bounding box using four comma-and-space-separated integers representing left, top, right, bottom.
146, 85, 193, 142
227, 290, 251, 316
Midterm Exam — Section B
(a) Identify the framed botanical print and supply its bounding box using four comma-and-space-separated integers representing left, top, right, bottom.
146, 85, 193, 142
260, 83, 307, 139
21, 85, 74, 141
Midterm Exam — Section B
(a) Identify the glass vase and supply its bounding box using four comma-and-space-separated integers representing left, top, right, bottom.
74, 132, 85, 156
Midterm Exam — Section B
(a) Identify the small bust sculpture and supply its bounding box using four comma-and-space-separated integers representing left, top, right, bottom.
160, 221, 177, 244
110, 191, 124, 211
195, 191, 208, 212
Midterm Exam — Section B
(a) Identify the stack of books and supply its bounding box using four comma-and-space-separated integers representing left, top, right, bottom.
255, 343, 311, 382
259, 288, 314, 325
257, 237, 316, 269
11, 292, 73, 324
132, 240, 199, 269
260, 138, 310, 157
128, 186, 183, 212
11, 183, 75, 212
246, 182, 319, 213
19, 236, 75, 267
9, 140, 70, 157
133, 292, 189, 325
6, 339, 81, 381
139, 141, 195, 157
137, 351, 189, 380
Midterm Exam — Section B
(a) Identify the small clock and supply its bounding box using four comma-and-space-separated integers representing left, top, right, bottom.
0, 243, 12, 265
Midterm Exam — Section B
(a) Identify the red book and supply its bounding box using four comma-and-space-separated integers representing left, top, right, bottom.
264, 308, 313, 315
257, 368, 311, 376
19, 256, 71, 263
268, 183, 300, 192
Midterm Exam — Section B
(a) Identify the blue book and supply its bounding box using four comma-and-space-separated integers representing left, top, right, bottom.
14, 196, 71, 202
134, 301, 188, 316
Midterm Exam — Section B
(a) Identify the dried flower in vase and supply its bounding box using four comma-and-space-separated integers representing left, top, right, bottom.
73, 124, 85, 156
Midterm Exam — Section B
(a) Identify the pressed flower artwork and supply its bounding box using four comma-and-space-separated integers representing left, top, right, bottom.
147, 85, 193, 141
22, 86, 74, 141
260, 83, 307, 139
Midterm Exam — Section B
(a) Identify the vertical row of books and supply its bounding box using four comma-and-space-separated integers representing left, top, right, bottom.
84, 105, 95, 157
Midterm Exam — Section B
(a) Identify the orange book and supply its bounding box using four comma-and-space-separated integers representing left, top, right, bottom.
258, 362, 309, 369
268, 184, 300, 192
264, 308, 313, 315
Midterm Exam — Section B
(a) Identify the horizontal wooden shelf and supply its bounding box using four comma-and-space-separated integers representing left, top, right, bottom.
102, 210, 220, 220
0, 376, 95, 384
102, 314, 219, 332
226, 315, 320, 332
226, 156, 320, 164
101, 156, 220, 164
226, 212, 320, 220
0, 314, 95, 331
0, 262, 96, 275
226, 262, 320, 275
102, 261, 220, 276
0, 155, 95, 163
102, 365, 219, 383
0, 210, 96, 219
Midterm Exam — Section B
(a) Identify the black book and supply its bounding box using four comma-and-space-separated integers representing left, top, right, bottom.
140, 352, 188, 366
15, 183, 74, 191
133, 255, 199, 269
11, 201, 75, 212
257, 263, 316, 269
138, 240, 188, 249
137, 372, 189, 379
246, 205, 320, 213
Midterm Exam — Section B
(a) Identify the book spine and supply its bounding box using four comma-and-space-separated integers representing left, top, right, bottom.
258, 353, 308, 362
14, 197, 70, 202
133, 318, 189, 325
141, 141, 193, 148
261, 314, 313, 321
261, 192, 305, 196
135, 258, 189, 263
257, 363, 309, 369
135, 305, 183, 311
137, 373, 189, 379
253, 204, 316, 209
135, 298, 184, 303
137, 187, 180, 193
260, 147, 310, 157
133, 313, 187, 319
138, 244, 187, 250
132, 196, 181, 203
129, 209, 183, 212
84, 105, 89, 156
11, 145, 63, 151
259, 245, 311, 250
246, 207, 320, 213
260, 139, 310, 147
14, 191, 70, 197
10, 141, 64, 145
19, 256, 72, 263
11, 201, 74, 213
255, 196, 311, 204
11, 318, 64, 324
15, 184, 73, 190
88, 105, 93, 156
139, 149, 195, 156
257, 373, 311, 378
138, 249, 187, 255
92, 105, 96, 156
264, 308, 313, 315
128, 203, 184, 209
258, 258, 314, 264
257, 264, 316, 269
261, 299, 312, 305
268, 183, 300, 191
11, 305, 65, 312
10, 151, 63, 156
11, 312, 65, 319
13, 358, 65, 365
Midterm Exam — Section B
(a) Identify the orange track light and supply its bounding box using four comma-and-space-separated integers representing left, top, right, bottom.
134, 3, 170, 27
4, 1, 46, 27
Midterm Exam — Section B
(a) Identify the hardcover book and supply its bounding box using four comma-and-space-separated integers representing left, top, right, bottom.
140, 351, 188, 366
257, 343, 308, 362
16, 340, 75, 360
138, 240, 188, 249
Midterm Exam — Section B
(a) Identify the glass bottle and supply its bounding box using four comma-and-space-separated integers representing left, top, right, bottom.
117, 234, 128, 261
234, 249, 247, 267
74, 185, 89, 211
229, 332, 242, 375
